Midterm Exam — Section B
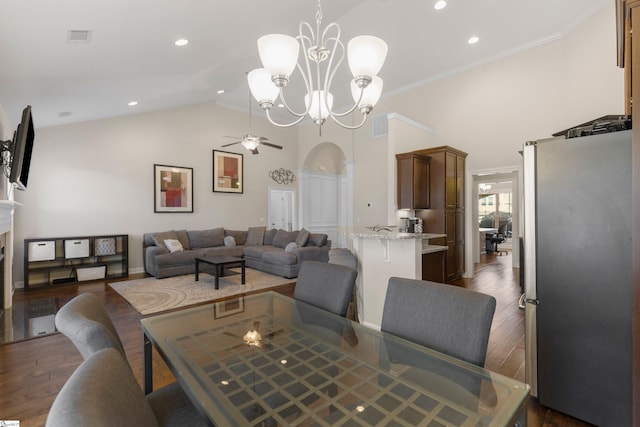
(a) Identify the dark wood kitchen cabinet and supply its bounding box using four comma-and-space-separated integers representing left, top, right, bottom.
396, 153, 430, 209
414, 146, 467, 282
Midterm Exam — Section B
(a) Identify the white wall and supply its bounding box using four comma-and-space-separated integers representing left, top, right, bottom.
378, 2, 623, 172
12, 102, 298, 283
351, 1, 623, 230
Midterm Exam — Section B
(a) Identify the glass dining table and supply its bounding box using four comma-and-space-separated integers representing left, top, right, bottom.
141, 291, 529, 426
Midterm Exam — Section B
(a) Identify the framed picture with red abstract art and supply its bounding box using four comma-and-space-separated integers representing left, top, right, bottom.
213, 150, 243, 193
154, 164, 194, 213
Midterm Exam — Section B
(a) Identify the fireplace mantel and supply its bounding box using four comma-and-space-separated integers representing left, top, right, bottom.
0, 200, 21, 234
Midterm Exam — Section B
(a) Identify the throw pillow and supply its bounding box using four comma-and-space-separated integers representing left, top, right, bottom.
285, 242, 298, 253
151, 230, 179, 250
164, 239, 184, 253
295, 228, 310, 247
225, 229, 248, 246
187, 228, 225, 249
224, 236, 236, 247
246, 226, 266, 246
263, 229, 277, 245
308, 233, 328, 247
174, 229, 191, 250
272, 229, 299, 249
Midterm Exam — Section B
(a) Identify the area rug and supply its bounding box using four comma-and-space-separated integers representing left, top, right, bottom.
108, 269, 295, 315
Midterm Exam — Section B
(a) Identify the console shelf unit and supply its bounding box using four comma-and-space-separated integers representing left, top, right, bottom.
24, 234, 128, 291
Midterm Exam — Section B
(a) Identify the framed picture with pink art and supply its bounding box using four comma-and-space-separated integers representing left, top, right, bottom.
213, 150, 243, 193
154, 164, 193, 213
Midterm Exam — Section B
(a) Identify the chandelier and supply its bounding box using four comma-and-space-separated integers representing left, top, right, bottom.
247, 0, 387, 133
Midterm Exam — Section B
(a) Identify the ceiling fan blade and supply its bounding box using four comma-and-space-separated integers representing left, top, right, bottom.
221, 141, 242, 147
251, 148, 259, 155
257, 136, 269, 141
223, 135, 243, 139
261, 142, 283, 150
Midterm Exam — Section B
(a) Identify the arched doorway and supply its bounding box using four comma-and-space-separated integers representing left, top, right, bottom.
299, 142, 350, 247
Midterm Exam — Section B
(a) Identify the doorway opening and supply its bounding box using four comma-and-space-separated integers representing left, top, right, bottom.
479, 183, 513, 253
268, 188, 296, 231
466, 168, 521, 278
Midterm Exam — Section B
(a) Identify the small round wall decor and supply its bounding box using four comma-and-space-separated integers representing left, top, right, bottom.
269, 168, 296, 185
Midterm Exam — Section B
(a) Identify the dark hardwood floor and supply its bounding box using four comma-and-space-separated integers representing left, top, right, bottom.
0, 254, 594, 427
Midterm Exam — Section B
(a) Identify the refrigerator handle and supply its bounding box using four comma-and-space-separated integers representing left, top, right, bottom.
518, 293, 539, 308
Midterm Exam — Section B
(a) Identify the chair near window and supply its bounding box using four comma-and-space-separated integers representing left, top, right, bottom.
294, 260, 357, 317
54, 293, 208, 427
381, 277, 496, 367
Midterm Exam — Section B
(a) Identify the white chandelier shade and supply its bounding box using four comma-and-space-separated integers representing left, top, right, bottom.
248, 0, 387, 132
257, 34, 299, 80
247, 68, 279, 106
347, 36, 388, 80
351, 75, 383, 113
304, 90, 334, 123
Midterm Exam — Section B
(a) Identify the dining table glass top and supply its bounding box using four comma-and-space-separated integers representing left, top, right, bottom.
141, 291, 529, 427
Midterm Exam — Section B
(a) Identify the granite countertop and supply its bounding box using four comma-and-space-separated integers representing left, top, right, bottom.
348, 231, 446, 241
422, 244, 448, 254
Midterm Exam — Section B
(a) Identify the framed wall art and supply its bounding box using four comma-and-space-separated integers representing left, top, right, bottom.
214, 297, 244, 319
154, 164, 194, 213
213, 150, 243, 193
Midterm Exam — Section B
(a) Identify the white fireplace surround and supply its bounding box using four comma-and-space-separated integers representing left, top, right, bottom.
0, 199, 20, 310
0, 199, 20, 234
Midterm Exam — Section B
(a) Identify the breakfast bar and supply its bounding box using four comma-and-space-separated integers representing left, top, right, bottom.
348, 231, 447, 329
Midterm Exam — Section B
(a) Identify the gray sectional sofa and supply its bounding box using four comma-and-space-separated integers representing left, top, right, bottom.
143, 227, 330, 279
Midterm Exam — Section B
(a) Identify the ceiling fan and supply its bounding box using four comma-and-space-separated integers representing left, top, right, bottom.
221, 133, 282, 155
221, 80, 283, 155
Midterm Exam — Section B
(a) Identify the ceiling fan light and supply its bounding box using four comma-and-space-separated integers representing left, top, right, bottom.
241, 137, 260, 151
351, 76, 383, 111
347, 36, 388, 79
258, 34, 299, 82
304, 90, 333, 122
248, 68, 278, 108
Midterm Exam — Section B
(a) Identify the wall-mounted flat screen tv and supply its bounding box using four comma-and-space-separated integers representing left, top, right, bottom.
10, 105, 34, 191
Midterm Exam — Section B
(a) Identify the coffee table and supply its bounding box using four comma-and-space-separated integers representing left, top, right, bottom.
194, 255, 245, 289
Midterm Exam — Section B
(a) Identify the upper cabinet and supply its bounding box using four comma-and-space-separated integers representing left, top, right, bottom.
396, 153, 430, 209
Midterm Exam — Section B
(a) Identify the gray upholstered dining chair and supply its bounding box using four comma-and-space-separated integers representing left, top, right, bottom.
54, 293, 208, 427
54, 293, 126, 359
46, 348, 160, 427
381, 277, 496, 367
294, 260, 357, 317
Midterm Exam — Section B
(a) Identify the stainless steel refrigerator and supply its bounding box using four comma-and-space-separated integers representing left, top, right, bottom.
522, 128, 632, 426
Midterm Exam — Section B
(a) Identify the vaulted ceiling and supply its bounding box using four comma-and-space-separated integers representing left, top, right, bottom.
0, 0, 610, 128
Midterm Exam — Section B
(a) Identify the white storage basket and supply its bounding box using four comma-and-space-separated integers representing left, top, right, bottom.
28, 241, 55, 262
64, 239, 90, 259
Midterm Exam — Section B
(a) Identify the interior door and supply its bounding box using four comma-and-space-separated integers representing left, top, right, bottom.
268, 189, 295, 231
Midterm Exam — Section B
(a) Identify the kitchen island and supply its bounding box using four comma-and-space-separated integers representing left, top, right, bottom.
348, 231, 446, 329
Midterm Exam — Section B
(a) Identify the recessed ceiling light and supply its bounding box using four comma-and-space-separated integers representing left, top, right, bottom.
468, 36, 479, 44
217, 89, 225, 94
434, 1, 447, 10
174, 39, 189, 46
128, 101, 138, 106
